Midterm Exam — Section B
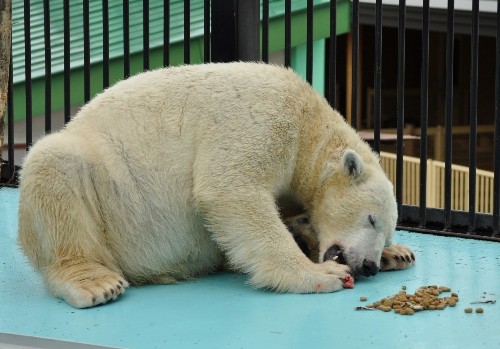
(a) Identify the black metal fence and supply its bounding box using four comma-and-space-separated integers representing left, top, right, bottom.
1, 0, 499, 242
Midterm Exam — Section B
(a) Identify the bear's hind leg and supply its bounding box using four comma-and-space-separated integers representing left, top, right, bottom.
18, 136, 128, 308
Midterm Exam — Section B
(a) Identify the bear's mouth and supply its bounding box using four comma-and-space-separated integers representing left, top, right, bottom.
323, 244, 347, 265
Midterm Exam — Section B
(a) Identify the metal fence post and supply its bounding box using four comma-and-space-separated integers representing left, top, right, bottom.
211, 0, 260, 62
0, 0, 12, 183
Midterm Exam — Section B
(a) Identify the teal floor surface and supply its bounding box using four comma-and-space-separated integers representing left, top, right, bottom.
1, 187, 499, 349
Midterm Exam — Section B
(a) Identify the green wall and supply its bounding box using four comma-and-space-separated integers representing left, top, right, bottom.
292, 39, 327, 96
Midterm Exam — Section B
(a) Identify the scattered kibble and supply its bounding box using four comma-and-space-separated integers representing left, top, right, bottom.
464, 308, 473, 313
360, 296, 368, 302
476, 307, 484, 313
356, 285, 459, 315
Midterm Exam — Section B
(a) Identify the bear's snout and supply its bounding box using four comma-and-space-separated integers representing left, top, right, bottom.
360, 259, 379, 277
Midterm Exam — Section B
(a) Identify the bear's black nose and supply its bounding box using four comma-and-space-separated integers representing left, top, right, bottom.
362, 259, 379, 277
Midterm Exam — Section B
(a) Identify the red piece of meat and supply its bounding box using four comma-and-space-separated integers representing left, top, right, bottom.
342, 275, 355, 289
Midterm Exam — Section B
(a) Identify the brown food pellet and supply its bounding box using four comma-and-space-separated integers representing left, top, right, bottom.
360, 297, 368, 302
383, 299, 394, 307
464, 308, 473, 313
476, 308, 484, 313
393, 301, 404, 307
405, 308, 415, 315
377, 305, 392, 312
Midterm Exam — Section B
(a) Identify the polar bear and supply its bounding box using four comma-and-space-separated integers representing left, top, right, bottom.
18, 62, 410, 308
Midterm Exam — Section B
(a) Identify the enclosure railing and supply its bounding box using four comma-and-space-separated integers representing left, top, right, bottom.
0, 0, 499, 241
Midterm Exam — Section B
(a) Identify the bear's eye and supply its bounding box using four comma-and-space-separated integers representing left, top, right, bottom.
368, 215, 376, 227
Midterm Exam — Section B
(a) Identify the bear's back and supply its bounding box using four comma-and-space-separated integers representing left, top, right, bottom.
69, 62, 310, 131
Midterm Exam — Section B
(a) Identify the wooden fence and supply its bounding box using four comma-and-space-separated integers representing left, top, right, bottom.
380, 152, 495, 214
376, 125, 495, 172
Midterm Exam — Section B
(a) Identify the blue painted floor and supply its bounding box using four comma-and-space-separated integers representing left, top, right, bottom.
1, 187, 499, 349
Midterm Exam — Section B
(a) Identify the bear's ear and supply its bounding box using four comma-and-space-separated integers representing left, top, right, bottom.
342, 149, 364, 179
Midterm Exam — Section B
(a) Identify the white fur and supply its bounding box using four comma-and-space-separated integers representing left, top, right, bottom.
18, 63, 397, 308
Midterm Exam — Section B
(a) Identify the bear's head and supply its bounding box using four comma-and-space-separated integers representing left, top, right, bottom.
310, 149, 397, 277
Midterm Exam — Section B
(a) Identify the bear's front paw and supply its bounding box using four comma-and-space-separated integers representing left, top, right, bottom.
249, 259, 353, 294
311, 260, 354, 292
380, 244, 415, 271
317, 259, 352, 276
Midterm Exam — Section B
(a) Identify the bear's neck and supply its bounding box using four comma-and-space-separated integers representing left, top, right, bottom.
290, 105, 372, 209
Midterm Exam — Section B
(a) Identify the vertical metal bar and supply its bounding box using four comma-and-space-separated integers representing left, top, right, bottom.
419, 0, 430, 227
43, 0, 51, 133
123, 0, 130, 78
262, 0, 269, 63
143, 0, 149, 71
210, 0, 236, 62
373, 0, 382, 153
211, 0, 259, 62
396, 0, 406, 223
444, 0, 455, 230
184, 0, 190, 64
204, 0, 210, 62
103, 0, 110, 88
306, 0, 313, 84
23, 0, 32, 149
328, 0, 337, 107
468, 0, 479, 232
63, 0, 70, 122
0, 0, 12, 181
494, 0, 500, 236
7, 53, 14, 174
236, 0, 259, 61
164, 0, 170, 66
351, 0, 359, 129
284, 0, 291, 67
83, 0, 90, 103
